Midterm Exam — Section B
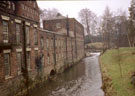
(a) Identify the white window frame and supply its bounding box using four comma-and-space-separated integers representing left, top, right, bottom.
8, 1, 10, 9
48, 56, 50, 65
41, 37, 44, 49
12, 2, 15, 10
34, 28, 38, 45
25, 26, 30, 45
27, 52, 31, 71
17, 52, 22, 75
56, 23, 61, 29
3, 21, 9, 43
4, 53, 11, 79
46, 38, 49, 49
16, 23, 21, 43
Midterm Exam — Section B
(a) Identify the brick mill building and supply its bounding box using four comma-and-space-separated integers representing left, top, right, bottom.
0, 1, 84, 96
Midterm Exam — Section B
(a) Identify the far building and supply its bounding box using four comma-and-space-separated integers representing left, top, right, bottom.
43, 14, 85, 60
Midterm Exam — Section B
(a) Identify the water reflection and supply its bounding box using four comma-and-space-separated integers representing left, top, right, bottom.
30, 53, 104, 96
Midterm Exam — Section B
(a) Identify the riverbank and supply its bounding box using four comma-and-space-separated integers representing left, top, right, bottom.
100, 47, 135, 96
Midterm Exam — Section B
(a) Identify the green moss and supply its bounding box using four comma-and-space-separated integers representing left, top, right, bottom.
100, 47, 135, 96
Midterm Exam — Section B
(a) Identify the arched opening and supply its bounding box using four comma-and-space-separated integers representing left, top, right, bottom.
50, 70, 56, 76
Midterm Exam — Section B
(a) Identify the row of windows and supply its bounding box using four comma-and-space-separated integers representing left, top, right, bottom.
21, 4, 38, 16
41, 37, 75, 52
4, 50, 40, 78
26, 1, 36, 8
2, 20, 72, 50
56, 52, 65, 62
8, 1, 15, 11
3, 41, 75, 79
2, 20, 38, 45
2, 1, 15, 11
4, 50, 55, 78
25, 26, 38, 45
4, 52, 23, 78
42, 38, 67, 51
55, 39, 65, 47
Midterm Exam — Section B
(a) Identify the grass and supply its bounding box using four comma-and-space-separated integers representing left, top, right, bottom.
87, 42, 103, 49
100, 47, 135, 96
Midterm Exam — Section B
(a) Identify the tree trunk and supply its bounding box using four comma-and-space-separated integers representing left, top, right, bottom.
118, 48, 122, 78
132, 37, 135, 47
127, 33, 132, 47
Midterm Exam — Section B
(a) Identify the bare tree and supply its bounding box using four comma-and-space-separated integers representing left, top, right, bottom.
113, 9, 128, 47
78, 8, 98, 42
101, 6, 114, 49
40, 8, 60, 20
39, 8, 61, 28
128, 0, 135, 47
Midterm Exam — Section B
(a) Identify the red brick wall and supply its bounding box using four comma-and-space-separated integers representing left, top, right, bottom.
16, 1, 39, 23
43, 18, 85, 61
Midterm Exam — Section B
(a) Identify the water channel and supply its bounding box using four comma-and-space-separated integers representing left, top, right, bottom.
30, 53, 104, 96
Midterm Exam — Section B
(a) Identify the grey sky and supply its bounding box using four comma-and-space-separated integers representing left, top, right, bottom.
37, 0, 131, 20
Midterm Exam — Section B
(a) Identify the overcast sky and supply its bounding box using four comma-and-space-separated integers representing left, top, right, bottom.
37, 0, 131, 20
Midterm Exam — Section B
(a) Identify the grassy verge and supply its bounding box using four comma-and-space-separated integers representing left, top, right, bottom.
87, 42, 103, 49
100, 47, 135, 96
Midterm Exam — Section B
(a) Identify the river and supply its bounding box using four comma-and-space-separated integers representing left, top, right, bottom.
30, 52, 104, 96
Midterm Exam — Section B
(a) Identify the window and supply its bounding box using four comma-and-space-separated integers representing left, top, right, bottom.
34, 28, 38, 45
62, 53, 63, 58
25, 26, 30, 45
24, 6, 26, 10
22, 4, 24, 10
25, 6, 27, 10
3, 21, 8, 43
41, 55, 44, 66
16, 23, 21, 43
33, 2, 36, 8
4, 53, 10, 78
59, 39, 61, 47
51, 39, 53, 48
46, 38, 49, 49
47, 56, 50, 65
17, 52, 22, 74
49, 39, 51, 48
12, 3, 15, 10
41, 37, 44, 49
59, 39, 61, 46
30, 9, 32, 13
58, 39, 60, 47
57, 54, 59, 61
8, 1, 10, 9
55, 39, 57, 47
52, 54, 54, 65
56, 54, 58, 62
56, 23, 61, 29
27, 52, 31, 70
35, 12, 37, 16
28, 7, 30, 12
